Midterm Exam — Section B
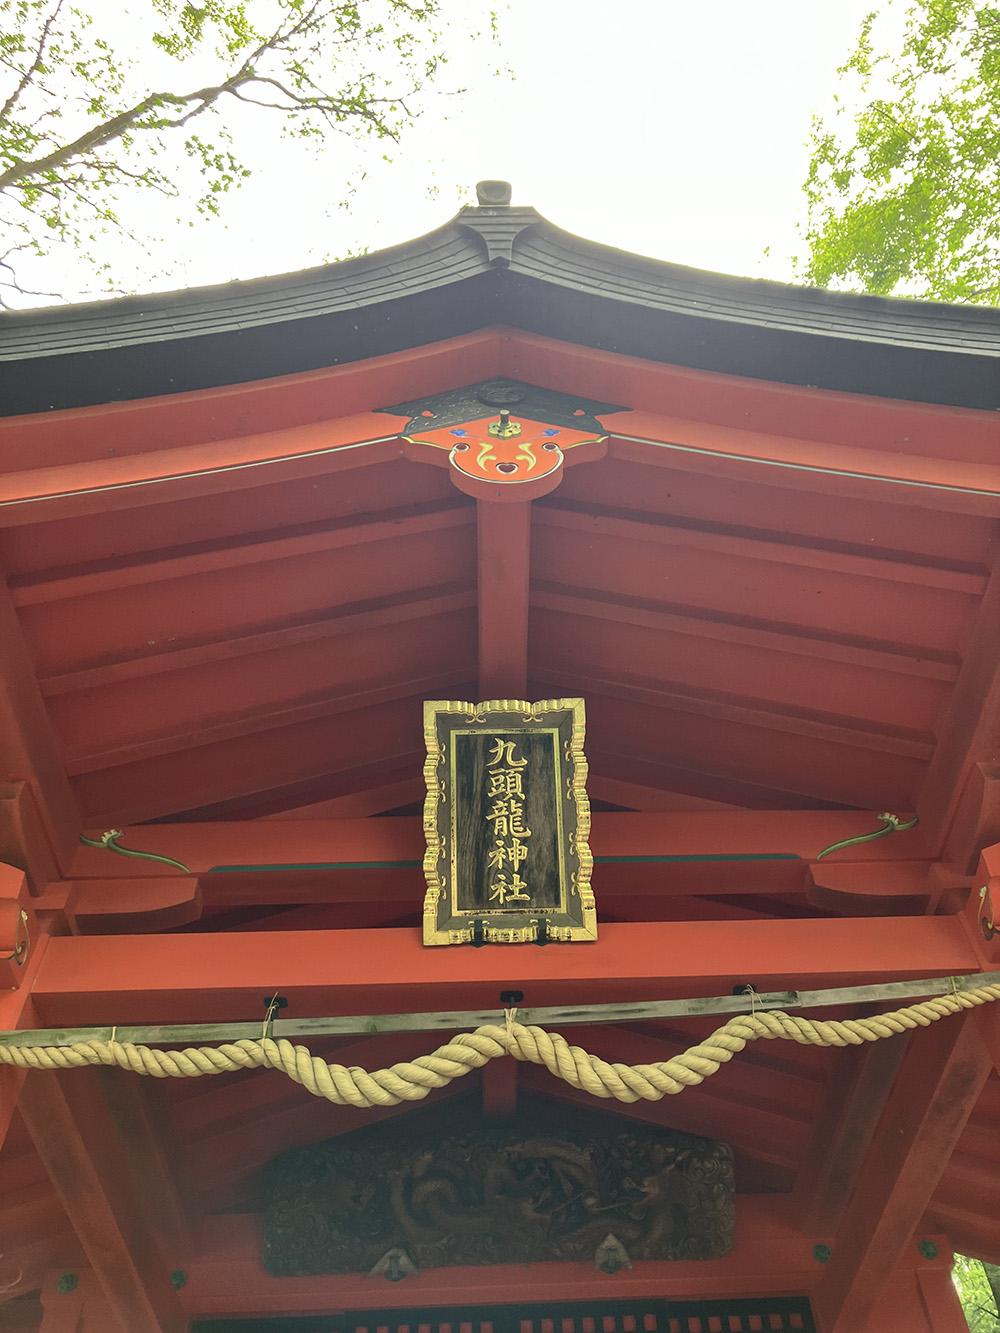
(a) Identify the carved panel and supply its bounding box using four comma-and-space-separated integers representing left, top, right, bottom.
263, 1107, 734, 1276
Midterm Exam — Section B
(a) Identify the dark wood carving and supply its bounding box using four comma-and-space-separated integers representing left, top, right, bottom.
262, 1109, 734, 1276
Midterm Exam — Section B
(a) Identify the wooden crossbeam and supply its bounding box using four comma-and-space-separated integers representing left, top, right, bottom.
814, 1013, 993, 1333
531, 583, 958, 684
533, 502, 988, 596
607, 422, 1000, 517
0, 415, 402, 525
15, 503, 473, 614
180, 1197, 817, 1315
919, 559, 1000, 864
795, 1036, 910, 1232
19, 1069, 188, 1333
65, 810, 930, 878
0, 580, 79, 873
26, 915, 979, 1028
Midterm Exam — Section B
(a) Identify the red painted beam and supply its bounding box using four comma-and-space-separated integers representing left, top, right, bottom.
605, 423, 1000, 517
19, 1069, 188, 1333
181, 1197, 819, 1316
920, 560, 1000, 863
795, 1036, 909, 1231
497, 331, 999, 471
29, 915, 979, 1027
0, 415, 406, 525
17, 504, 473, 616
477, 498, 530, 699
7, 328, 994, 491
974, 1003, 1000, 1077
532, 501, 986, 597
530, 584, 959, 688
481, 1051, 518, 1116
0, 331, 504, 477
0, 581, 79, 874
38, 1270, 86, 1333
40, 857, 814, 933
0, 926, 51, 1151
0, 780, 62, 893
65, 810, 932, 878
813, 1013, 993, 1333
915, 1263, 975, 1333
89, 1068, 196, 1265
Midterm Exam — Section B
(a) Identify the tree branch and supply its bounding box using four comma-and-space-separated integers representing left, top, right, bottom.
0, 0, 65, 125
0, 0, 319, 191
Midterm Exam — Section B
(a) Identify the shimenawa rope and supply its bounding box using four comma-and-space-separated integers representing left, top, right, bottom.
2, 983, 998, 1109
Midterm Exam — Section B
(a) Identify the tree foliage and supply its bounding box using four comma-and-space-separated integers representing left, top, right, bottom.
0, 0, 477, 302
953, 1254, 1000, 1333
799, 0, 1000, 303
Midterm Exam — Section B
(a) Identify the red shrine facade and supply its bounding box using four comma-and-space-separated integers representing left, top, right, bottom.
1, 185, 999, 1333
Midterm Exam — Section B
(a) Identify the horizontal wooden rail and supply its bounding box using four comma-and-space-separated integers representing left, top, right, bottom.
4, 969, 998, 1049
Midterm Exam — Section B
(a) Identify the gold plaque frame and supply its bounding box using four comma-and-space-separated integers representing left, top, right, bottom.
422, 698, 596, 946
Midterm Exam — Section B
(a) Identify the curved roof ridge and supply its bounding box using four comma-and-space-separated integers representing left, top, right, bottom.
515, 221, 1000, 348
1, 201, 998, 412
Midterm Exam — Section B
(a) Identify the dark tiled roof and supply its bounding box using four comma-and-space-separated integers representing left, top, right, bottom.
2, 204, 999, 412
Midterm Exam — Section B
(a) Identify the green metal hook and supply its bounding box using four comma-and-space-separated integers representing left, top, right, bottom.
79, 829, 191, 874
814, 813, 919, 861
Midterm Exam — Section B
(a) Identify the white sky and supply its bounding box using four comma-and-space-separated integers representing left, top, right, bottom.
11, 0, 882, 304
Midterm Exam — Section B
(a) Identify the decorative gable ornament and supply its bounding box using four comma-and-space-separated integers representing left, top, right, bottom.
380, 379, 622, 500
422, 699, 596, 946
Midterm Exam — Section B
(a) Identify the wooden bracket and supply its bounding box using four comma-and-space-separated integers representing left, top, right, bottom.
0, 862, 32, 990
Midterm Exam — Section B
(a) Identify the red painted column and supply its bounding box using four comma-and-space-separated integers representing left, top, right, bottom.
37, 1269, 128, 1333
477, 498, 530, 700
0, 862, 49, 1153
916, 1263, 973, 1333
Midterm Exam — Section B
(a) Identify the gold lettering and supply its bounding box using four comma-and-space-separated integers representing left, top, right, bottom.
489, 874, 531, 905
487, 738, 527, 769
487, 838, 529, 873
483, 735, 533, 909
486, 798, 532, 839
487, 768, 524, 799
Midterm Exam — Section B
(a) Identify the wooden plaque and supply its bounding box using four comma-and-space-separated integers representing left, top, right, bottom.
422, 699, 596, 945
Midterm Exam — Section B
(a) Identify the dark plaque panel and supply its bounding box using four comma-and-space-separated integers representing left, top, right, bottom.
452, 730, 562, 914
423, 699, 595, 945
262, 1109, 734, 1276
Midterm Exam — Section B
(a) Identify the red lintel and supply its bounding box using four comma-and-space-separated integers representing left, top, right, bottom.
29, 915, 979, 1027
181, 1197, 816, 1316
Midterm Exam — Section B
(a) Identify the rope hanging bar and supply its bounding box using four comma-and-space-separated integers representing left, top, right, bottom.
1, 980, 998, 1109
3, 969, 998, 1052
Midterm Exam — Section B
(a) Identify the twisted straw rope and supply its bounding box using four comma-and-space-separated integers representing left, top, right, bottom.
2, 985, 998, 1109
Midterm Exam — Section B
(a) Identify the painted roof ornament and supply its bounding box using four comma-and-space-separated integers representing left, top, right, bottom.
381, 378, 625, 500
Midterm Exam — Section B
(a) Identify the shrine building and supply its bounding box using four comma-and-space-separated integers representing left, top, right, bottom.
1, 182, 999, 1333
